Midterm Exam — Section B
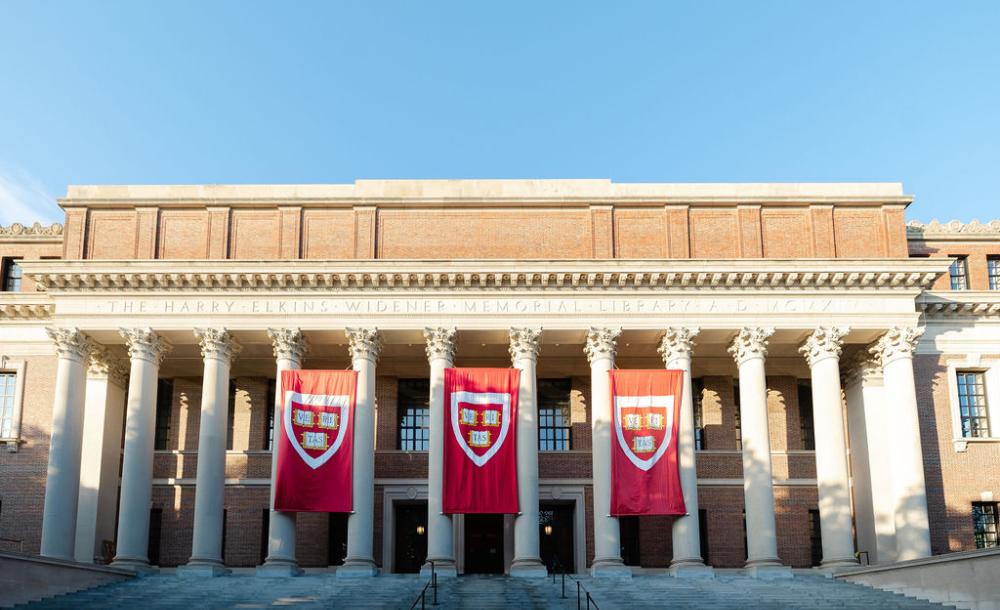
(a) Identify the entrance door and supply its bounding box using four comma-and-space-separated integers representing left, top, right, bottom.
328, 513, 348, 566
394, 502, 428, 573
539, 502, 575, 573
464, 514, 504, 574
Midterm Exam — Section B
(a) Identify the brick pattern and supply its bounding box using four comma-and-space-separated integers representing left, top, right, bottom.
909, 241, 1000, 291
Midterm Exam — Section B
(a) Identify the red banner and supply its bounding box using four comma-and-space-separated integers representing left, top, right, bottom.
443, 368, 520, 514
610, 370, 686, 516
274, 370, 357, 512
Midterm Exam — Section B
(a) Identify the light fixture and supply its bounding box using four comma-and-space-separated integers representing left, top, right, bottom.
416, 525, 425, 536
543, 525, 553, 536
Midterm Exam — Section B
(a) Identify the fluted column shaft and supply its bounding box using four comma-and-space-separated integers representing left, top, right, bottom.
40, 328, 93, 560
509, 328, 546, 578
873, 327, 932, 561
182, 329, 241, 576
112, 328, 171, 572
423, 327, 458, 578
258, 328, 307, 577
586, 327, 630, 578
660, 328, 712, 577
729, 328, 789, 578
801, 328, 857, 568
339, 328, 382, 578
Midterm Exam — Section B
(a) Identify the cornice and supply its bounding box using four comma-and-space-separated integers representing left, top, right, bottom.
19, 258, 949, 293
918, 291, 1000, 318
0, 294, 54, 320
0, 222, 64, 242
907, 219, 1000, 242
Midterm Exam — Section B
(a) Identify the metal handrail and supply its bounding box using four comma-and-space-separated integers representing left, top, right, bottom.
550, 557, 600, 610
407, 560, 439, 610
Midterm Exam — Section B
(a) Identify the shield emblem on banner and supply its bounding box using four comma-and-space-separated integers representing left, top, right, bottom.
283, 391, 352, 470
450, 391, 512, 467
613, 395, 675, 471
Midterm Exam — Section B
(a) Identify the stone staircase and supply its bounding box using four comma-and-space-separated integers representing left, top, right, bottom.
15, 572, 952, 610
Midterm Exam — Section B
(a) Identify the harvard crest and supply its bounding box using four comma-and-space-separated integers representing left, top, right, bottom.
613, 395, 675, 471
450, 391, 512, 467
283, 391, 352, 469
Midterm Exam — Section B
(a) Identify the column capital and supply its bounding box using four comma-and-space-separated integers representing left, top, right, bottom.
509, 327, 542, 362
194, 328, 242, 363
424, 327, 457, 362
120, 328, 172, 366
87, 346, 130, 387
584, 327, 621, 364
869, 326, 924, 365
45, 327, 93, 363
658, 327, 699, 364
728, 327, 774, 366
841, 350, 883, 387
346, 327, 383, 363
267, 328, 308, 362
799, 327, 849, 368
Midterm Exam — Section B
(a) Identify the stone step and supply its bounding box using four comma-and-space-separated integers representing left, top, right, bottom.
16, 573, 953, 610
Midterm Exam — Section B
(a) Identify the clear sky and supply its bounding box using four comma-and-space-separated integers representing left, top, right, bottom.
1, 1, 998, 225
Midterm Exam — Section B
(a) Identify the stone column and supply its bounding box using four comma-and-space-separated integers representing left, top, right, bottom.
585, 327, 631, 578
181, 329, 241, 576
40, 328, 93, 560
871, 326, 932, 561
75, 348, 128, 563
800, 327, 858, 569
422, 327, 458, 578
660, 328, 713, 578
728, 327, 790, 578
338, 328, 382, 578
258, 328, 308, 577
509, 328, 547, 578
112, 328, 171, 573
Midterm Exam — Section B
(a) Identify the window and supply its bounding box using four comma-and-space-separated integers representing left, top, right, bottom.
733, 381, 742, 451
957, 371, 990, 438
973, 502, 999, 549
154, 379, 173, 450
1, 258, 22, 292
226, 381, 237, 451
989, 256, 1000, 290
949, 256, 969, 290
538, 379, 572, 451
264, 378, 276, 450
798, 380, 815, 450
693, 378, 705, 450
398, 380, 430, 451
0, 372, 16, 438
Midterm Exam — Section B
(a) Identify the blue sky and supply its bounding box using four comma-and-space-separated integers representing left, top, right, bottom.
1, 1, 998, 225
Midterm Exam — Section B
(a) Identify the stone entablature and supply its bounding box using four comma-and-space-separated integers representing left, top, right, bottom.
0, 222, 64, 241
56, 180, 913, 260
907, 219, 1000, 241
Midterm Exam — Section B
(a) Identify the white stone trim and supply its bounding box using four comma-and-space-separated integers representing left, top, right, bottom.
946, 355, 1000, 451
20, 258, 947, 293
0, 358, 27, 451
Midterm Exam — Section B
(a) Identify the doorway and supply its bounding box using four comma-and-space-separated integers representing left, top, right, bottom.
539, 502, 575, 573
328, 513, 348, 566
394, 502, 428, 573
464, 514, 505, 574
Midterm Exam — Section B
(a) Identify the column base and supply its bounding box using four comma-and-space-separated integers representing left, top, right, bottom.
669, 560, 715, 579
813, 557, 860, 577
336, 559, 379, 578
509, 558, 548, 578
178, 560, 230, 577
420, 559, 457, 579
590, 557, 632, 578
744, 559, 793, 579
256, 559, 304, 578
110, 558, 159, 576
